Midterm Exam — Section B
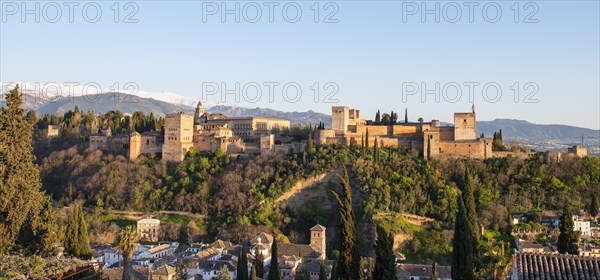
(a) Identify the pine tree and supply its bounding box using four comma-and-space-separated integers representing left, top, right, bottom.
373, 225, 397, 280
557, 202, 579, 255
118, 226, 140, 280
319, 260, 328, 280
451, 196, 476, 280
268, 238, 280, 280
219, 265, 233, 280
430, 262, 438, 280
331, 166, 359, 280
589, 194, 599, 219
0, 84, 58, 256
255, 250, 265, 278
237, 245, 249, 280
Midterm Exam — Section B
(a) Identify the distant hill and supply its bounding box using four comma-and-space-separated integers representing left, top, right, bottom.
477, 119, 599, 140
35, 93, 194, 116
207, 105, 331, 126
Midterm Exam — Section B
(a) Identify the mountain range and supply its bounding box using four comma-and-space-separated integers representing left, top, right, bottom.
2, 91, 598, 153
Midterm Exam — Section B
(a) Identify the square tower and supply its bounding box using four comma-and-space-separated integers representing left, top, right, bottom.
332, 106, 349, 134
453, 113, 477, 141
162, 113, 194, 162
310, 224, 326, 259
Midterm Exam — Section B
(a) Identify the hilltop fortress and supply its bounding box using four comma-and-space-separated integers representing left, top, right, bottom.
90, 101, 496, 161
315, 105, 493, 159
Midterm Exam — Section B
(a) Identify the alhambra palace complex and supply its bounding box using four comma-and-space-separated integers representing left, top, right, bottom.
90, 101, 502, 161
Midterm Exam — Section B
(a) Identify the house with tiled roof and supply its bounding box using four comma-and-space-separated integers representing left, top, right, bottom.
152, 265, 176, 280
295, 259, 334, 280
511, 252, 600, 280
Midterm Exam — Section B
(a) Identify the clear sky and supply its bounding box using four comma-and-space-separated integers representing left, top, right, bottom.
1, 1, 598, 129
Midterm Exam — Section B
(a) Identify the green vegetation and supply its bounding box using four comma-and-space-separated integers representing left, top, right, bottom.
331, 167, 360, 280
452, 195, 476, 280
557, 202, 579, 255
268, 238, 280, 280
64, 203, 91, 259
0, 85, 58, 256
373, 225, 397, 280
118, 225, 140, 280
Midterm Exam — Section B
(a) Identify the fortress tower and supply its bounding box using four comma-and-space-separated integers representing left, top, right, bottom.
453, 112, 477, 141
332, 106, 349, 134
310, 224, 327, 259
162, 113, 194, 162
129, 131, 142, 160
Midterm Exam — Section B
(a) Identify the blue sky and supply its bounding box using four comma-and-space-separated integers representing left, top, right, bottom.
1, 1, 599, 129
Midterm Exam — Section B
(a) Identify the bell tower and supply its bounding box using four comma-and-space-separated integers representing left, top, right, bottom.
194, 100, 205, 125
310, 224, 326, 259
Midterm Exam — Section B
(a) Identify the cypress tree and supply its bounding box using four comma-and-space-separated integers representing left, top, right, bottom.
451, 196, 476, 280
404, 108, 408, 123
331, 166, 359, 280
373, 225, 397, 280
557, 202, 579, 255
462, 168, 480, 248
319, 260, 327, 280
375, 110, 381, 124
374, 137, 379, 163
0, 85, 58, 256
255, 250, 265, 278
431, 262, 438, 280
427, 138, 431, 159
589, 194, 599, 219
365, 128, 369, 148
65, 203, 91, 259
307, 133, 313, 152
237, 245, 249, 280
268, 238, 280, 280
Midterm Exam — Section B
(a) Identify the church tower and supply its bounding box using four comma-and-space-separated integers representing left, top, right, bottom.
194, 100, 205, 125
310, 224, 326, 259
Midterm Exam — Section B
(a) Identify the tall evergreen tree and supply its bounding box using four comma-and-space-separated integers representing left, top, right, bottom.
64, 203, 91, 259
177, 259, 189, 280
319, 260, 328, 280
255, 250, 265, 278
373, 137, 379, 163
589, 194, 599, 219
0, 85, 58, 256
462, 168, 480, 248
373, 225, 397, 280
430, 262, 438, 280
331, 166, 359, 280
118, 226, 140, 280
404, 108, 408, 123
557, 202, 579, 255
451, 196, 476, 280
237, 245, 249, 280
427, 138, 431, 159
219, 265, 233, 280
375, 110, 381, 124
365, 128, 369, 148
268, 238, 280, 280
